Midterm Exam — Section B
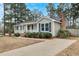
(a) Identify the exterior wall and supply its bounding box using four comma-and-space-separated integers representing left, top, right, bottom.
27, 24, 38, 32
51, 20, 60, 37
14, 23, 38, 33
54, 22, 60, 36
14, 25, 25, 33
14, 18, 60, 37
38, 18, 52, 32
38, 18, 60, 36
51, 21, 55, 36
38, 18, 51, 23
14, 23, 26, 33
67, 29, 79, 36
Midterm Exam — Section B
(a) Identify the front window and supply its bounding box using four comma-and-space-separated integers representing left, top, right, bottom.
41, 24, 44, 31
27, 25, 30, 30
45, 23, 49, 31
20, 26, 22, 30
40, 23, 51, 32
23, 25, 26, 30
16, 26, 19, 30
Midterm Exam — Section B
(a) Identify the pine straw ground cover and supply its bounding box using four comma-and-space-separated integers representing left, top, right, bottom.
56, 37, 79, 56
0, 37, 43, 53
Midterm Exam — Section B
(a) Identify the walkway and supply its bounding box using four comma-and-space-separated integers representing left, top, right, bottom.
0, 39, 77, 56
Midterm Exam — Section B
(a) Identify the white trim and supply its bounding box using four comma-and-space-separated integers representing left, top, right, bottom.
40, 23, 50, 32
37, 16, 60, 23
14, 16, 60, 26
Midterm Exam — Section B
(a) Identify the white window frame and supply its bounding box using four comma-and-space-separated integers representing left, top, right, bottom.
41, 24, 44, 31
20, 25, 22, 30
16, 26, 19, 30
45, 23, 49, 31
23, 25, 26, 30
40, 23, 50, 32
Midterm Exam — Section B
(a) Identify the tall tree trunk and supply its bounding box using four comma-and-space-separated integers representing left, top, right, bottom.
73, 19, 76, 29
4, 16, 5, 36
3, 4, 5, 36
59, 11, 66, 30
8, 19, 12, 37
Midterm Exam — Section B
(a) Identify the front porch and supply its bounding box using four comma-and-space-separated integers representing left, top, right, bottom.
14, 22, 51, 34
14, 23, 39, 33
26, 24, 38, 32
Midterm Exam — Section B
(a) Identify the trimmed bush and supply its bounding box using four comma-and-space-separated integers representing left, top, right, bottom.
26, 32, 33, 38
14, 33, 20, 37
24, 32, 52, 38
38, 32, 52, 38
24, 32, 35, 38
44, 32, 52, 38
57, 29, 70, 38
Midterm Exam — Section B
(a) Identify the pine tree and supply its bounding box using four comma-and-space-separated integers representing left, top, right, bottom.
4, 3, 13, 36
70, 3, 79, 28
46, 3, 56, 18
11, 3, 27, 23
4, 3, 27, 36
64, 3, 79, 28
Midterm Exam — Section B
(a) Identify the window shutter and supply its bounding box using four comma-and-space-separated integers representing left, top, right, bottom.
49, 22, 51, 32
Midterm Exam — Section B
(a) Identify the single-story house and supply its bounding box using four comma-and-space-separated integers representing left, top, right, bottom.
14, 16, 60, 36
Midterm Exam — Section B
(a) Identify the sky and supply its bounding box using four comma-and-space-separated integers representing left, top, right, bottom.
26, 3, 59, 16
26, 3, 48, 16
0, 3, 59, 22
0, 3, 4, 22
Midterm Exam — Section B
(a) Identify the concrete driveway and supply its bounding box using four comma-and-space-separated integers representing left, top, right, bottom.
0, 38, 77, 56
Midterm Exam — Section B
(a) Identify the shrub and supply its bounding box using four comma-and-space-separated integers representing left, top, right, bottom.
44, 32, 52, 38
14, 33, 20, 37
38, 32, 52, 38
24, 32, 35, 38
24, 32, 52, 38
57, 29, 70, 38
33, 32, 39, 38
38, 32, 45, 38
27, 32, 33, 38
24, 33, 28, 37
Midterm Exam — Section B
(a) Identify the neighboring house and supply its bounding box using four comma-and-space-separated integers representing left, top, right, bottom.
14, 16, 60, 36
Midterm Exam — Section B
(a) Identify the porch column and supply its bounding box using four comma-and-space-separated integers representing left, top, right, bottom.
52, 22, 55, 36
37, 23, 39, 32
18, 26, 20, 33
25, 24, 27, 32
